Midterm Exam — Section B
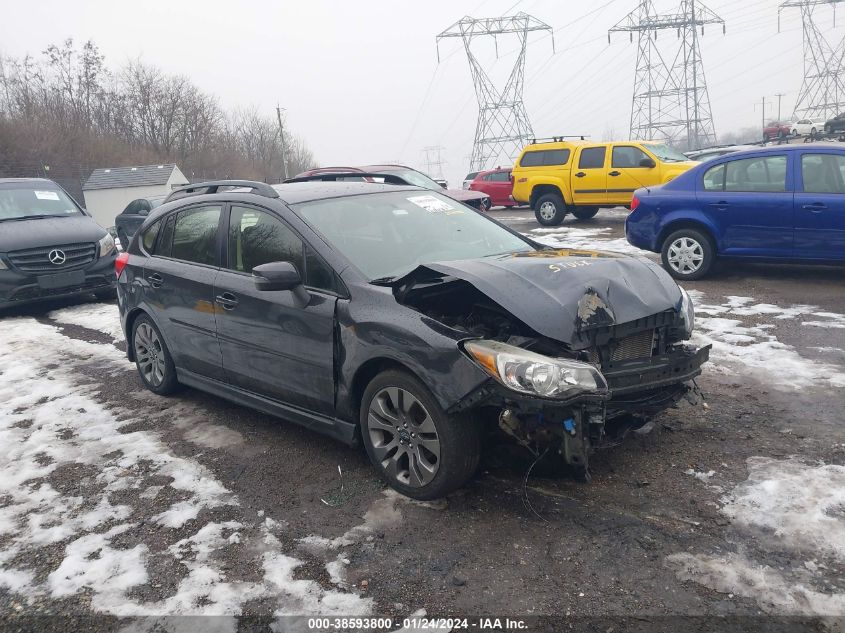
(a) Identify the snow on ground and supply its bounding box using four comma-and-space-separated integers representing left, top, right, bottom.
525, 226, 650, 257
0, 316, 370, 623
687, 292, 845, 390
668, 457, 845, 615
47, 301, 124, 342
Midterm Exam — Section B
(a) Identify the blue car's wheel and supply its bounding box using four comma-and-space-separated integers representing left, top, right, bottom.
661, 228, 715, 281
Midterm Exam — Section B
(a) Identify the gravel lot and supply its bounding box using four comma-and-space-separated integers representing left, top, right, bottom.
1, 207, 843, 631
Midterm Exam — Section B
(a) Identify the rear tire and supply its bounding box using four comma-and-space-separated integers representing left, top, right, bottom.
132, 315, 180, 395
360, 370, 481, 500
660, 228, 715, 281
534, 193, 567, 226
571, 207, 599, 221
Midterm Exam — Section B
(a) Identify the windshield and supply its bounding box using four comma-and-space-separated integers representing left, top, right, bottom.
383, 169, 443, 191
295, 190, 534, 280
0, 186, 82, 221
646, 144, 689, 163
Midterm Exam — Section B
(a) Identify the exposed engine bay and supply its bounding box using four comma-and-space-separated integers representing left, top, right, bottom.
395, 267, 710, 479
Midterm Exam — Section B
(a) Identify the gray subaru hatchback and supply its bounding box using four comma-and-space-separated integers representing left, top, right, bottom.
0, 178, 117, 309
117, 179, 708, 499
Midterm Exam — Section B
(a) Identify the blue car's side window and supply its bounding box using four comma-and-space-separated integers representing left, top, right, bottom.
801, 154, 845, 194
703, 164, 726, 191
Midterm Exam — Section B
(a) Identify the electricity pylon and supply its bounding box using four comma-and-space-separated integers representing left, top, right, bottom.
422, 145, 446, 178
437, 13, 554, 171
780, 0, 845, 120
610, 0, 724, 150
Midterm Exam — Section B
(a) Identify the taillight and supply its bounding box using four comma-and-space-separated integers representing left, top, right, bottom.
115, 252, 129, 277
630, 195, 641, 212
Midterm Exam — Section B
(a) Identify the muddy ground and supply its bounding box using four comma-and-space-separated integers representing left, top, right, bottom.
0, 207, 843, 632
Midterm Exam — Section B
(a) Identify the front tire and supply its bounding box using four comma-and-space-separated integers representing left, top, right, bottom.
661, 228, 715, 281
132, 315, 179, 395
360, 370, 481, 500
571, 207, 599, 221
534, 193, 567, 226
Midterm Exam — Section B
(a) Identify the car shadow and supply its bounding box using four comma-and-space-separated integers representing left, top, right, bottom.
0, 294, 114, 319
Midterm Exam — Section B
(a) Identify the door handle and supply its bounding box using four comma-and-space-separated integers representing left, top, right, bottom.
147, 273, 164, 288
215, 293, 239, 310
709, 201, 729, 209
575, 172, 586, 178
608, 171, 621, 177
802, 203, 827, 213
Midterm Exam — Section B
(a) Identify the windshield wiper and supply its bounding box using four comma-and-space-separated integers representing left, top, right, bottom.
0, 214, 67, 222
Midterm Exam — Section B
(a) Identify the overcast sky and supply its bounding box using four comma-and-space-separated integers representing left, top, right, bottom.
1, 0, 841, 186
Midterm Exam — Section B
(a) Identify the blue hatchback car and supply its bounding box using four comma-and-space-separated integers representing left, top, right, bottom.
625, 144, 845, 280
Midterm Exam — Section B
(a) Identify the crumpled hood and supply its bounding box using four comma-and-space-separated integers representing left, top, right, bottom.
416, 248, 682, 344
0, 215, 107, 252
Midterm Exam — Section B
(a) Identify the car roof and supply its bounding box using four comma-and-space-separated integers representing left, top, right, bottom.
272, 181, 420, 204
475, 167, 512, 176
0, 178, 60, 187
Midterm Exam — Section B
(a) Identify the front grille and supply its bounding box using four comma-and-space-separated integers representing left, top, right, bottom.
8, 243, 96, 273
611, 329, 656, 361
588, 329, 656, 364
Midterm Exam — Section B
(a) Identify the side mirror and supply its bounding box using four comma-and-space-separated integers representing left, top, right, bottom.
253, 261, 310, 305
252, 261, 302, 291
639, 157, 657, 168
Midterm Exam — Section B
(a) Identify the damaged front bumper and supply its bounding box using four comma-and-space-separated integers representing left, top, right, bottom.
452, 344, 711, 478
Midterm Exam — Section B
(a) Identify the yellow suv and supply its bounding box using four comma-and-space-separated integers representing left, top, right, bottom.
511, 139, 696, 225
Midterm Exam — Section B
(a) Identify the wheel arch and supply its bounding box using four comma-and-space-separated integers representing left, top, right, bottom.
124, 307, 165, 362
530, 184, 569, 208
348, 357, 428, 426
657, 219, 718, 253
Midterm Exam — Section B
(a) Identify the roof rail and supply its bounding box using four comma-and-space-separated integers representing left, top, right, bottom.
165, 180, 279, 203
529, 135, 589, 144
284, 172, 410, 185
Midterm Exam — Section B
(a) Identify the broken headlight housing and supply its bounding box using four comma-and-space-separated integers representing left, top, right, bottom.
463, 339, 608, 400
679, 287, 695, 338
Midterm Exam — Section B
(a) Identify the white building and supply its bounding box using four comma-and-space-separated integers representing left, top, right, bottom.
82, 164, 189, 229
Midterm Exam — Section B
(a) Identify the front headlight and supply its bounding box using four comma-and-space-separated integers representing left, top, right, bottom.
679, 287, 695, 338
463, 339, 608, 400
98, 233, 115, 257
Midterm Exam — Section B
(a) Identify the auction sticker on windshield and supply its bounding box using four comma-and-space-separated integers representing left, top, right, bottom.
34, 191, 60, 201
407, 195, 454, 213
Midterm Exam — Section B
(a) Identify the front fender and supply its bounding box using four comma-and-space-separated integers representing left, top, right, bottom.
335, 297, 489, 422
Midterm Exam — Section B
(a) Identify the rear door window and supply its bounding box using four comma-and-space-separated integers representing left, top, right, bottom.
170, 206, 222, 265
801, 154, 845, 193
141, 221, 161, 253
490, 171, 510, 182
578, 147, 607, 169
703, 164, 726, 191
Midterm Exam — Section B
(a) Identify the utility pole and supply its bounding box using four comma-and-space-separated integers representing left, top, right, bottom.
779, 1, 845, 120
755, 96, 772, 133
775, 92, 787, 120
276, 105, 288, 182
610, 0, 725, 150
437, 13, 554, 171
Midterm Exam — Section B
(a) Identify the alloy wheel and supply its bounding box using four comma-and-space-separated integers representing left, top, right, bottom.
134, 322, 166, 387
667, 237, 705, 275
538, 201, 557, 221
367, 386, 440, 488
